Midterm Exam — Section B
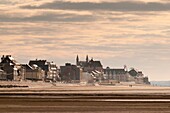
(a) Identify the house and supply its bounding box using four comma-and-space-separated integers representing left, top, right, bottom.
128, 68, 150, 84
103, 66, 130, 82
60, 63, 82, 83
0, 55, 22, 81
46, 62, 60, 81
0, 69, 7, 80
21, 64, 44, 81
104, 66, 150, 84
29, 59, 59, 81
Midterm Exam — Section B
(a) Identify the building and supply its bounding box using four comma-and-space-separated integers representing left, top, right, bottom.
0, 69, 7, 80
21, 64, 44, 81
104, 66, 150, 84
143, 76, 150, 84
0, 55, 22, 81
76, 55, 104, 83
76, 55, 103, 73
128, 69, 150, 84
29, 59, 59, 81
104, 66, 130, 82
60, 63, 82, 83
46, 62, 60, 81
80, 72, 94, 84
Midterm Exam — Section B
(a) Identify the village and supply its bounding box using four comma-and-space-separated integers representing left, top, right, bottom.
0, 55, 150, 86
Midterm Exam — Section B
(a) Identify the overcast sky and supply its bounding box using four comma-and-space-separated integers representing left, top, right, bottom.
0, 0, 170, 81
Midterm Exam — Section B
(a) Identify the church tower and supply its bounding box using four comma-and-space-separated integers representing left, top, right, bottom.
76, 55, 79, 66
86, 55, 89, 63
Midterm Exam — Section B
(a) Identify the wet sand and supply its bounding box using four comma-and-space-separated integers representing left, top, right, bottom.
0, 84, 170, 112
0, 96, 170, 113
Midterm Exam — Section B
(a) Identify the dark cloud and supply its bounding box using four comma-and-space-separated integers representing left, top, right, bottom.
21, 1, 170, 11
23, 13, 95, 22
107, 17, 143, 22
0, 0, 12, 4
0, 13, 95, 22
61, 42, 170, 54
0, 24, 56, 35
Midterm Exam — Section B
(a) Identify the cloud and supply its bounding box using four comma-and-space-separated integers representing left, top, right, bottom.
0, 0, 11, 4
1, 0, 170, 81
0, 12, 95, 22
22, 1, 170, 11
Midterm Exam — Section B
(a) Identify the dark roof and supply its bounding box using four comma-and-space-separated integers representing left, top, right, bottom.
89, 61, 102, 67
22, 64, 34, 71
29, 60, 46, 66
104, 68, 126, 74
1, 55, 19, 65
79, 61, 87, 67
138, 71, 143, 74
29, 60, 48, 71
128, 69, 138, 77
83, 60, 102, 67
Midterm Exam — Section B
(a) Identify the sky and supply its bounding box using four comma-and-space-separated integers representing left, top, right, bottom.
0, 0, 170, 81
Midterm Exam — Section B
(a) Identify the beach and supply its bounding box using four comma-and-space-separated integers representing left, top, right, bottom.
0, 82, 170, 112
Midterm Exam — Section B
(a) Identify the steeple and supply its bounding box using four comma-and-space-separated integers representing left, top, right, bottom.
124, 65, 128, 72
76, 55, 79, 65
86, 55, 89, 62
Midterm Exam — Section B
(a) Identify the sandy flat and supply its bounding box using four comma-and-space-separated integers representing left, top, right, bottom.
0, 81, 170, 112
